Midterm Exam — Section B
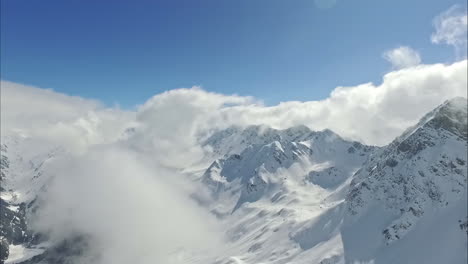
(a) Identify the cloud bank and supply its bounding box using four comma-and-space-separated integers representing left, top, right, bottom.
0, 80, 136, 153
124, 60, 466, 151
2, 61, 467, 152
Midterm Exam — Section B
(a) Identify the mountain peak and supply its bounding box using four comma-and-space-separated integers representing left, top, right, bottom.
428, 96, 465, 119
433, 97, 467, 120
429, 97, 467, 139
398, 97, 467, 142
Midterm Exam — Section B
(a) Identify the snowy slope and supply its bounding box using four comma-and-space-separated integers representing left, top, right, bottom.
203, 125, 316, 159
1, 135, 64, 263
193, 126, 377, 264
201, 125, 374, 213
343, 97, 468, 263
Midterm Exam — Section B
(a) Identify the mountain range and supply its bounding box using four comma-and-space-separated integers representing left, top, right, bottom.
1, 97, 467, 264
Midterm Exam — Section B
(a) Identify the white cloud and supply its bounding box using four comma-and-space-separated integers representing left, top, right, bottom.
0, 80, 136, 153
128, 61, 466, 150
128, 87, 255, 167
31, 145, 222, 264
2, 61, 467, 153
431, 5, 468, 57
383, 46, 422, 69
1, 80, 100, 133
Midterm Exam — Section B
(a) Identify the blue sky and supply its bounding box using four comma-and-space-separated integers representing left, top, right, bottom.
1, 0, 465, 107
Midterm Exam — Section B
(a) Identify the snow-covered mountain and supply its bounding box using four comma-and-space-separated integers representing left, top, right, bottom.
192, 125, 377, 264
1, 97, 466, 264
200, 125, 375, 214
343, 97, 467, 263
1, 135, 64, 263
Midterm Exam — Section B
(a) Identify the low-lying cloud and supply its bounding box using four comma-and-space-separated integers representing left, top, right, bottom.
31, 144, 222, 264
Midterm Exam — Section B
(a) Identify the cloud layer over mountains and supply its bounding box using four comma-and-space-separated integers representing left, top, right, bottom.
30, 144, 222, 264
2, 60, 466, 153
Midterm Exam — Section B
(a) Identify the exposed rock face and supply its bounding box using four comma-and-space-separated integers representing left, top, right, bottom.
1, 145, 30, 262
1, 145, 9, 190
1, 236, 9, 263
0, 136, 66, 263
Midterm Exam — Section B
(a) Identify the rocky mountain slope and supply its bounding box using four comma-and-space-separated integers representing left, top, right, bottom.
343, 97, 467, 263
0, 136, 65, 263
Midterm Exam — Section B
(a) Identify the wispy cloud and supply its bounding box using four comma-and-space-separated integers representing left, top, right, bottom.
31, 145, 222, 264
431, 5, 468, 58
